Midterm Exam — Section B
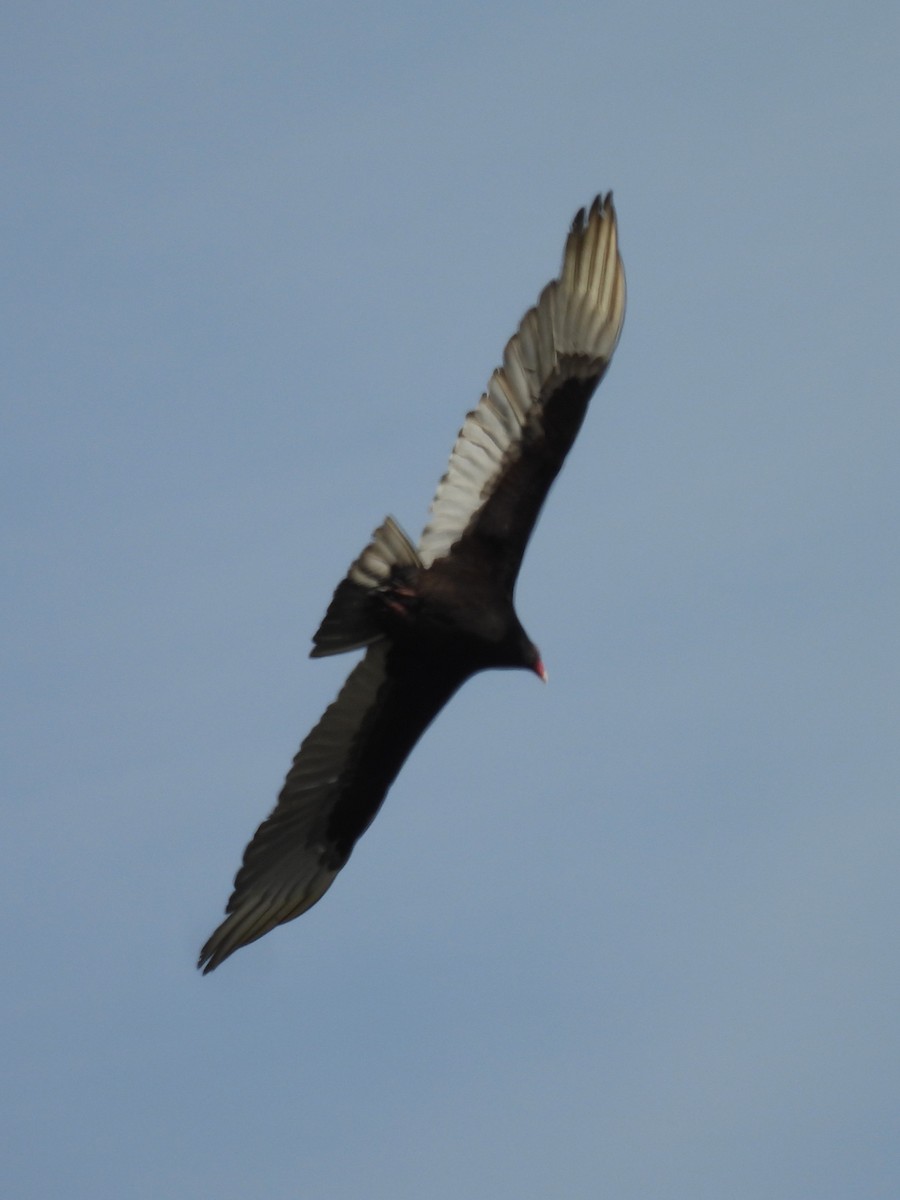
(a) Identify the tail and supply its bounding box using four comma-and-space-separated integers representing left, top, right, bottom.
310, 516, 421, 657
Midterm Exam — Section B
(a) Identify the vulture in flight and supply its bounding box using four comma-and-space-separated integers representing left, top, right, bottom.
199, 194, 625, 972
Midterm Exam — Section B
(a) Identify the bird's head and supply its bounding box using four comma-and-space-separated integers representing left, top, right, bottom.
509, 620, 547, 683
524, 640, 548, 683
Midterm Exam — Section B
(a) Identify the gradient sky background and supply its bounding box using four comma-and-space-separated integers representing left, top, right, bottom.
4, 4, 899, 1198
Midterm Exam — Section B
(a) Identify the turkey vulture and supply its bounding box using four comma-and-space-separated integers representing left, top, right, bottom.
199, 194, 625, 973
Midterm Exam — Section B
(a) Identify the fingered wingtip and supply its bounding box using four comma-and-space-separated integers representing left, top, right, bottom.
197, 936, 226, 975
575, 191, 615, 231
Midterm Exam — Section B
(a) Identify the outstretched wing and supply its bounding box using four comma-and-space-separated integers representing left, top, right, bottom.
417, 194, 625, 591
199, 642, 464, 973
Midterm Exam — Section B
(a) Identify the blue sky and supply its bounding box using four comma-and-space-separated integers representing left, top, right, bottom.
4, 3, 899, 1197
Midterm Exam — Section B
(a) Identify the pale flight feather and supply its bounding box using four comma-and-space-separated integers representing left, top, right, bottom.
417, 193, 625, 568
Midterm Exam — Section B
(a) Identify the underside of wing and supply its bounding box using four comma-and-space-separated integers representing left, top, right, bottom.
199, 639, 467, 973
417, 193, 626, 584
199, 643, 393, 973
